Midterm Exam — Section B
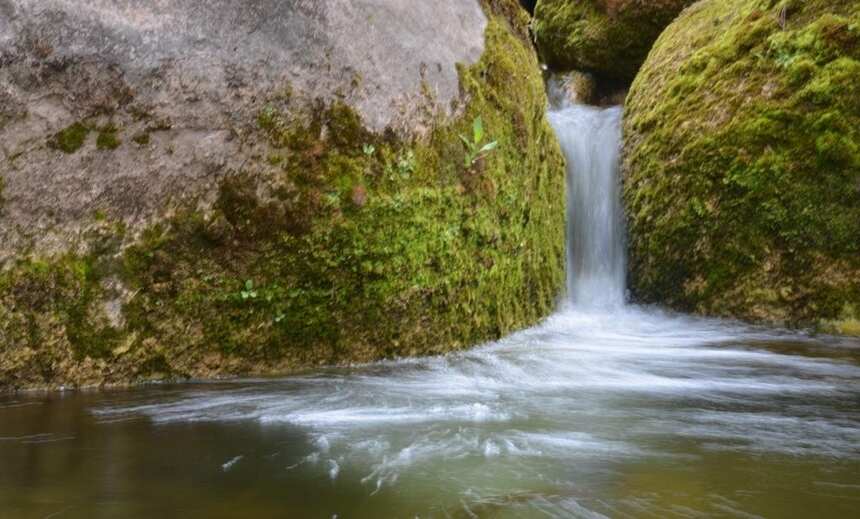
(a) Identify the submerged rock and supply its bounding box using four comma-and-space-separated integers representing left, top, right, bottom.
533, 0, 694, 80
0, 0, 566, 389
623, 0, 860, 332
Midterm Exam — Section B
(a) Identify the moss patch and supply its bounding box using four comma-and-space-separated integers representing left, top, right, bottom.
96, 126, 121, 150
533, 0, 694, 80
132, 132, 151, 146
48, 122, 90, 153
0, 7, 566, 390
623, 0, 860, 329
0, 223, 134, 388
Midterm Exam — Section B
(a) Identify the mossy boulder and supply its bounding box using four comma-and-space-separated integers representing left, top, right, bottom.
0, 0, 565, 389
533, 0, 695, 80
623, 0, 860, 332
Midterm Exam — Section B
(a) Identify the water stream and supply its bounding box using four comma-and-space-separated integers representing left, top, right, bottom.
1, 88, 859, 518
550, 88, 626, 308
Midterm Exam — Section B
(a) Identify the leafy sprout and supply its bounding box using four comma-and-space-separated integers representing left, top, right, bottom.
240, 280, 257, 300
459, 116, 499, 168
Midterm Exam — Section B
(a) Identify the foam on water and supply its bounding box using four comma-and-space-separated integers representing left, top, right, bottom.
93, 306, 860, 503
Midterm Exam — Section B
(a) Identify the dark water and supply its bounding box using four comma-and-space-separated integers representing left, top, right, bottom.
2, 307, 860, 518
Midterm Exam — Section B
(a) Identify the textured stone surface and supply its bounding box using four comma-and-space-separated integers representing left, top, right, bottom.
0, 0, 487, 257
533, 0, 694, 80
623, 0, 860, 333
0, 0, 568, 390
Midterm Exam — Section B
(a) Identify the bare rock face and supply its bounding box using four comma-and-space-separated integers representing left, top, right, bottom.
0, 0, 487, 257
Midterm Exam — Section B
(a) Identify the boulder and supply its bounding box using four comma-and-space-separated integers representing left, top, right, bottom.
533, 0, 695, 80
623, 0, 860, 333
0, 0, 566, 389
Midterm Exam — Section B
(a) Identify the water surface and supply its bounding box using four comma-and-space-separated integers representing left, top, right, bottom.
2, 307, 859, 518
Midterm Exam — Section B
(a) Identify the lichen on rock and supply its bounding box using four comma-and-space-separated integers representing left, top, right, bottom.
623, 0, 860, 332
533, 0, 695, 80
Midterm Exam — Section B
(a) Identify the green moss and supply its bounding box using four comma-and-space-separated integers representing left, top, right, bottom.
49, 122, 89, 153
821, 304, 860, 336
132, 132, 150, 146
624, 0, 860, 327
1, 6, 565, 389
0, 255, 117, 383
257, 105, 279, 131
119, 15, 564, 364
533, 0, 695, 79
96, 126, 122, 150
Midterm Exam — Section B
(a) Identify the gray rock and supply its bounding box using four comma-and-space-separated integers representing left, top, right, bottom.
0, 0, 487, 259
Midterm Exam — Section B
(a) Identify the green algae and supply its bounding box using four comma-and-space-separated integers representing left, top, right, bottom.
132, 132, 150, 146
0, 224, 129, 388
623, 0, 860, 328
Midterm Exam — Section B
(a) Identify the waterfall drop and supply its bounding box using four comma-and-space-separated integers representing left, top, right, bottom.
547, 80, 627, 309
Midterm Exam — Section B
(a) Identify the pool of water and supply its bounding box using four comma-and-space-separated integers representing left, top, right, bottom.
2, 306, 859, 518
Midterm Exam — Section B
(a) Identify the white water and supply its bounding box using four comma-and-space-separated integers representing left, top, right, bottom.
547, 82, 626, 308
92, 309, 860, 515
87, 86, 860, 517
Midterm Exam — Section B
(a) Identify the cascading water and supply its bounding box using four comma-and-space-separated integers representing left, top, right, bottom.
2, 81, 859, 518
547, 79, 626, 308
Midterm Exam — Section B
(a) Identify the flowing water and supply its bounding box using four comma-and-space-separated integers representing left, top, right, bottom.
552, 99, 626, 308
2, 90, 860, 518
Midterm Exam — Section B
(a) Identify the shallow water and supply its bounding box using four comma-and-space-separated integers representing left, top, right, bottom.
2, 306, 859, 518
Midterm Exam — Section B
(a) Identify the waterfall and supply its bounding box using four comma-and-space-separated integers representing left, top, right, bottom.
547, 80, 626, 309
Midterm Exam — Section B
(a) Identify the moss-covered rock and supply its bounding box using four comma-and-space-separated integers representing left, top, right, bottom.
0, 4, 565, 390
623, 0, 860, 332
0, 0, 490, 258
533, 0, 694, 80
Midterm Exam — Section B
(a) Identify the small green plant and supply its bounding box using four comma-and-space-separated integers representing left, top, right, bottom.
459, 116, 498, 168
362, 143, 375, 157
240, 280, 258, 300
396, 150, 416, 176
385, 149, 416, 181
